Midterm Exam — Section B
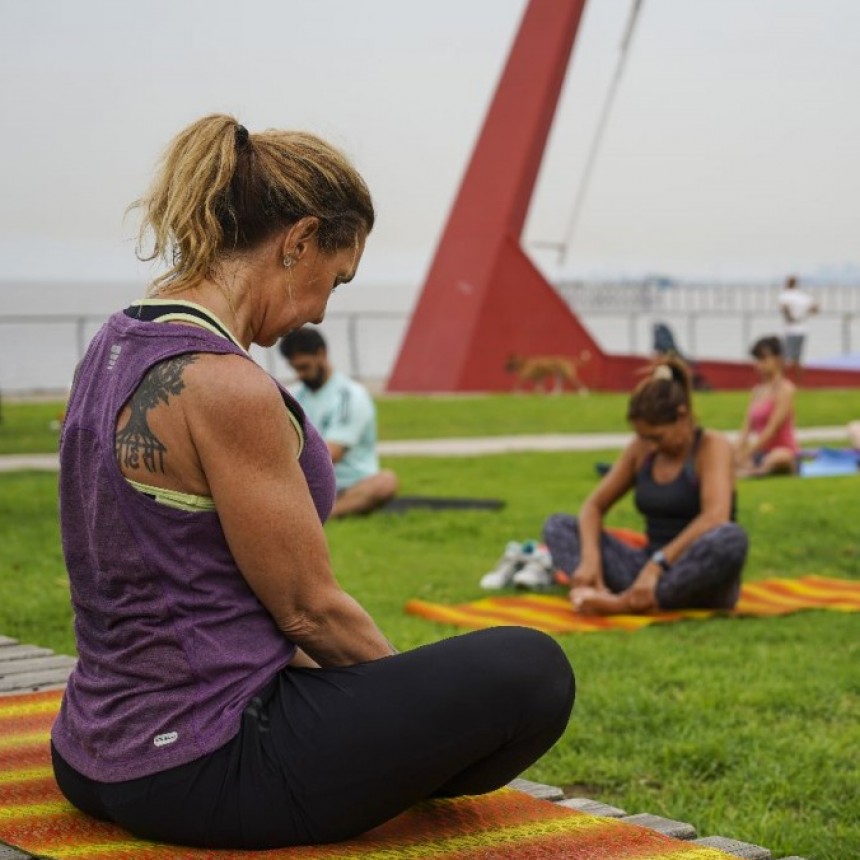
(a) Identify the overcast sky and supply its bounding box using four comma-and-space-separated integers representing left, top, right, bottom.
1, 0, 859, 299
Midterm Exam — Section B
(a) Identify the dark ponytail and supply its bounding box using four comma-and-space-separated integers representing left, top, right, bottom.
627, 357, 693, 425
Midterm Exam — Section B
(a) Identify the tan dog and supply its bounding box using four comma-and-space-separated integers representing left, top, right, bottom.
505, 351, 591, 394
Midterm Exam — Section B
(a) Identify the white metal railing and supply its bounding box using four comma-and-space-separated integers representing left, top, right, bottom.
2, 283, 858, 393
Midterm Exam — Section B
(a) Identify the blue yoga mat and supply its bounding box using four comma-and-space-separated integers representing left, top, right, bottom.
799, 448, 860, 478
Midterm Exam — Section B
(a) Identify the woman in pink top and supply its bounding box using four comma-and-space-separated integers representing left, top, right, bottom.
734, 335, 798, 477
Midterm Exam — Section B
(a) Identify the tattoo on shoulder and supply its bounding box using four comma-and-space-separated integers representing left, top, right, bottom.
115, 354, 198, 473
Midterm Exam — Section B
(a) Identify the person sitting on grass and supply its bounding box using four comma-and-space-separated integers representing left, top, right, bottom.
543, 358, 748, 615
279, 327, 398, 517
50, 113, 575, 851
734, 335, 799, 478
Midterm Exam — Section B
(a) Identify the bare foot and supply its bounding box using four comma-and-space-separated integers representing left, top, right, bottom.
570, 587, 628, 616
569, 586, 597, 610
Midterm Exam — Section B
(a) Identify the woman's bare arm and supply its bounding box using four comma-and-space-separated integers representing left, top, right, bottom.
576, 444, 638, 565
735, 395, 754, 456
186, 355, 394, 668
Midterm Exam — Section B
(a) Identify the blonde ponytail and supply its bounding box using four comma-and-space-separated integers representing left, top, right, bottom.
129, 113, 374, 295
130, 114, 242, 293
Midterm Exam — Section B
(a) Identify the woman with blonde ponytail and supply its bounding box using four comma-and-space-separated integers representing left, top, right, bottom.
50, 114, 573, 850
541, 357, 748, 615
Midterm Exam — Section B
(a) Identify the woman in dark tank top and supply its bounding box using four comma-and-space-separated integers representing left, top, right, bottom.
543, 358, 748, 615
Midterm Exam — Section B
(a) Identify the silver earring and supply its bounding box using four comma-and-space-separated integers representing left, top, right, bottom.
283, 257, 294, 269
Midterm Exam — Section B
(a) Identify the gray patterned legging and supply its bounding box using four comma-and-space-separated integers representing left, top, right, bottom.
542, 515, 748, 611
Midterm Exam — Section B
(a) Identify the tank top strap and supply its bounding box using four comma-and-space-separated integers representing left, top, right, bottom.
639, 450, 656, 477
124, 300, 241, 348
683, 427, 704, 482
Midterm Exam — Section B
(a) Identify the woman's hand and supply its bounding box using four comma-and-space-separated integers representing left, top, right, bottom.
733, 437, 755, 465
570, 559, 605, 590
623, 562, 661, 612
289, 648, 321, 669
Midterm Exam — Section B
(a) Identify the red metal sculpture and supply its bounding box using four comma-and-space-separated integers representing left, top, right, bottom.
388, 0, 858, 392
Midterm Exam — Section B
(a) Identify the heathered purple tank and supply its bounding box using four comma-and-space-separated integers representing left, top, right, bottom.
51, 310, 335, 782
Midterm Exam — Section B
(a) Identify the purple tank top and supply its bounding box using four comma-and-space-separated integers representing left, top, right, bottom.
51, 310, 335, 782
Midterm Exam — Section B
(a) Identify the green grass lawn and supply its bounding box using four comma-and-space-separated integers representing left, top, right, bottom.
0, 401, 64, 455
375, 388, 860, 439
3, 387, 860, 454
1, 447, 857, 859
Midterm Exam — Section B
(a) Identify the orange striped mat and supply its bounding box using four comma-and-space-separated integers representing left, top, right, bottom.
0, 692, 738, 860
405, 575, 860, 634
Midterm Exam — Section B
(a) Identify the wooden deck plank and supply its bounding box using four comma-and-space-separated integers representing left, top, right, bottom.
0, 655, 76, 676
621, 812, 697, 840
0, 644, 54, 661
0, 666, 74, 693
0, 845, 38, 860
693, 836, 772, 858
508, 777, 564, 801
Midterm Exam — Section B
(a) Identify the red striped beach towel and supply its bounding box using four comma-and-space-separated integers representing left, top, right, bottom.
405, 575, 860, 634
0, 690, 738, 859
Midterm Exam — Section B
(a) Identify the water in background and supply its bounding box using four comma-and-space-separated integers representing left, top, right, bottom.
0, 280, 417, 393
1, 279, 858, 394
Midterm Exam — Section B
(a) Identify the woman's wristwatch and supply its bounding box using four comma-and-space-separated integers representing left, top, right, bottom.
649, 549, 671, 572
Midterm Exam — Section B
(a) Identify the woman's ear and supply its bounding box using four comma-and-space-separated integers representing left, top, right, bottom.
282, 217, 320, 262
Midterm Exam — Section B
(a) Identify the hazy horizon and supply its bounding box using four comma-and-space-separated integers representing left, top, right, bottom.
2, 0, 860, 297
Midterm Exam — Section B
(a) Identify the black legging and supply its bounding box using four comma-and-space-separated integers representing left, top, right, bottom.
52, 627, 575, 850
543, 515, 747, 610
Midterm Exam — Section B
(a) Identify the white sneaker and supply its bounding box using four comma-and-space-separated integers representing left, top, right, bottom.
480, 541, 525, 589
512, 545, 554, 590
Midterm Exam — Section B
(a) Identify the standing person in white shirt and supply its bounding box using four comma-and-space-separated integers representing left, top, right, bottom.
778, 275, 819, 376
280, 327, 398, 517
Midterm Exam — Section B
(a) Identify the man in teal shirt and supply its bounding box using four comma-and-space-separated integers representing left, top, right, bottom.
279, 328, 398, 517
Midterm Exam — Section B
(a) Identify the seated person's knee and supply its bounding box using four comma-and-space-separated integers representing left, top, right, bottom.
543, 513, 577, 537
377, 469, 399, 500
